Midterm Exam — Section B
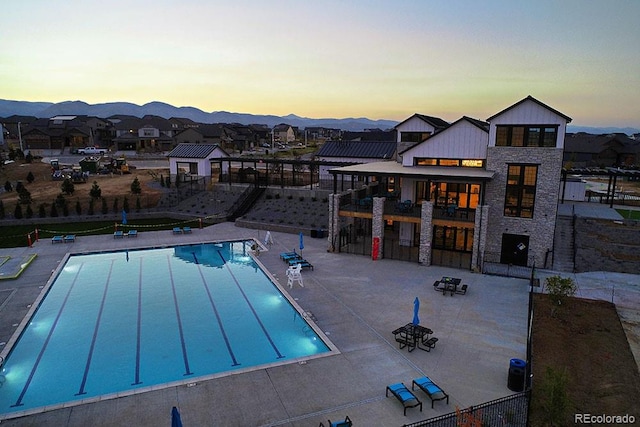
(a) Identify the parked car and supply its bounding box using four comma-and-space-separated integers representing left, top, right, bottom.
77, 146, 107, 155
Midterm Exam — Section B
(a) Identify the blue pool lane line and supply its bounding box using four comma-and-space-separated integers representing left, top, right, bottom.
217, 250, 285, 360
195, 262, 240, 366
12, 263, 85, 408
76, 260, 115, 396
132, 257, 143, 385
167, 255, 193, 376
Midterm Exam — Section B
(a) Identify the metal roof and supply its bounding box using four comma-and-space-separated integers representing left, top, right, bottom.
167, 143, 223, 158
316, 140, 396, 159
329, 161, 495, 181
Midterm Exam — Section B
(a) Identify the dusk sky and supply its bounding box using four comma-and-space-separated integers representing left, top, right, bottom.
1, 1, 639, 128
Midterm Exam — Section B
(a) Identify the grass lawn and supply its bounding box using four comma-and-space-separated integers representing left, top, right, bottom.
0, 218, 201, 248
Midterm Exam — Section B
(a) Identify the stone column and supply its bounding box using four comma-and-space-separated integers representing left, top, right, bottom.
327, 194, 341, 252
419, 202, 434, 265
471, 205, 490, 272
371, 196, 385, 259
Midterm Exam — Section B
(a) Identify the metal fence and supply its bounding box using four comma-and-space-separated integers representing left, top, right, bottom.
402, 391, 530, 427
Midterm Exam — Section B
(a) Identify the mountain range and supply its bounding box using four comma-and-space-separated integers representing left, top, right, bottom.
0, 99, 398, 132
1, 99, 638, 135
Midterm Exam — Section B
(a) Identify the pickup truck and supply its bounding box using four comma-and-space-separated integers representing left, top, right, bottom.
77, 146, 107, 155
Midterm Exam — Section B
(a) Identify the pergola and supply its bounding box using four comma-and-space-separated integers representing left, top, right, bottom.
561, 167, 640, 207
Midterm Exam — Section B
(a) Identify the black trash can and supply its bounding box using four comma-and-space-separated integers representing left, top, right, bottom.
507, 358, 526, 392
310, 229, 318, 238
317, 229, 325, 238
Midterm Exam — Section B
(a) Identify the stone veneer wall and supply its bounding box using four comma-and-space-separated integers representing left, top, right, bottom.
484, 147, 563, 267
371, 197, 385, 259
327, 194, 341, 251
418, 202, 433, 265
471, 205, 490, 271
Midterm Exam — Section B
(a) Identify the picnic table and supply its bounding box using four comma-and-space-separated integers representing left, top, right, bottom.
392, 323, 434, 352
434, 277, 462, 296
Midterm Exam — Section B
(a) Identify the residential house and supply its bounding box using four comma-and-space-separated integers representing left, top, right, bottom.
327, 96, 571, 271
174, 124, 231, 146
111, 115, 174, 152
316, 140, 397, 186
273, 124, 296, 144
563, 132, 639, 168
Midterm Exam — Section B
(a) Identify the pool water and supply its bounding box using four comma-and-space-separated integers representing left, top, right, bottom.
0, 241, 330, 418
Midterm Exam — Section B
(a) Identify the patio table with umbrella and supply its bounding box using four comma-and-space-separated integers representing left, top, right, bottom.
392, 297, 433, 352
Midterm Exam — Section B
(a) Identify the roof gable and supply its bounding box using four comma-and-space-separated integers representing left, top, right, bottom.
395, 113, 449, 130
486, 95, 572, 123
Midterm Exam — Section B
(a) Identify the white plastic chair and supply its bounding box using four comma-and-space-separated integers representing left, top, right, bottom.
286, 263, 303, 288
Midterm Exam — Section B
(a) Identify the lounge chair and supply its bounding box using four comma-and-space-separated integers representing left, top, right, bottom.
64, 235, 76, 243
281, 252, 302, 262
319, 415, 352, 427
173, 227, 182, 234
411, 376, 449, 408
127, 230, 138, 238
287, 258, 314, 270
280, 250, 298, 260
114, 230, 124, 239
51, 235, 63, 244
386, 382, 422, 415
183, 226, 192, 234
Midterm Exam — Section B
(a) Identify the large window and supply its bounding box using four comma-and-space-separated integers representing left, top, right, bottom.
504, 164, 538, 218
415, 158, 484, 167
432, 226, 473, 252
496, 126, 557, 147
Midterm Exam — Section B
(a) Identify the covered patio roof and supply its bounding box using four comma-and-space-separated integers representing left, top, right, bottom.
328, 161, 496, 181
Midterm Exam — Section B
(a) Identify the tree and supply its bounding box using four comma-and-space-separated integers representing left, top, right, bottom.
112, 197, 119, 213
88, 199, 95, 216
0, 200, 4, 219
4, 181, 12, 192
15, 181, 24, 193
61, 178, 75, 195
136, 196, 141, 212
26, 171, 35, 183
165, 175, 171, 188
76, 199, 82, 215
14, 204, 23, 219
55, 193, 66, 209
160, 174, 165, 187
25, 204, 33, 219
18, 186, 32, 205
50, 203, 58, 217
545, 275, 577, 307
130, 177, 142, 195
89, 181, 101, 199
38, 203, 47, 218
540, 367, 571, 425
101, 197, 108, 214
25, 152, 33, 163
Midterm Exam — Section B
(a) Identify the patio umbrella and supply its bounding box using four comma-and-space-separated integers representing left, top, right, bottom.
171, 406, 183, 427
412, 297, 420, 325
121, 209, 127, 225
299, 232, 304, 255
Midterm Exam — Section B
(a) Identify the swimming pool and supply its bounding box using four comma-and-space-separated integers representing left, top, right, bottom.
0, 240, 331, 418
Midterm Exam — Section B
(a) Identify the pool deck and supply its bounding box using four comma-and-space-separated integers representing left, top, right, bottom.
0, 222, 638, 426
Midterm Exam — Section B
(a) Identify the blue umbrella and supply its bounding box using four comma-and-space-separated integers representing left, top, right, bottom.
171, 406, 183, 427
122, 209, 127, 225
299, 232, 304, 255
412, 297, 420, 325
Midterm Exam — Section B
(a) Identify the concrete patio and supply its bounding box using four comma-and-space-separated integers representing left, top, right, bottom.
0, 221, 593, 425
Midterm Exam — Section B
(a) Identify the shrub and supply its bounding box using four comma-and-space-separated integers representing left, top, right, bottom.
76, 200, 82, 215
101, 197, 108, 214
61, 178, 75, 195
130, 177, 142, 195
539, 367, 571, 425
14, 204, 23, 219
545, 275, 577, 307
26, 171, 35, 184
38, 203, 46, 218
90, 181, 101, 199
